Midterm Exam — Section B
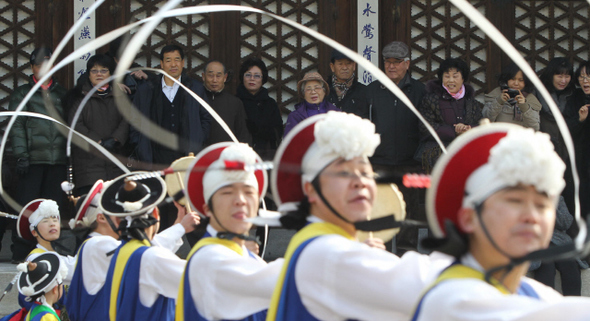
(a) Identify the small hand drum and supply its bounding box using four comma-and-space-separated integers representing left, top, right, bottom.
357, 183, 406, 243
165, 154, 196, 206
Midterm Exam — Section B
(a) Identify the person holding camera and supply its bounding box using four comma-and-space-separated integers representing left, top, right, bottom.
483, 62, 542, 130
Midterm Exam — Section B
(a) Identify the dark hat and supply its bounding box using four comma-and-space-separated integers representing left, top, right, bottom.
331, 49, 350, 62
99, 172, 166, 217
382, 41, 410, 59
30, 48, 52, 65
17, 252, 67, 298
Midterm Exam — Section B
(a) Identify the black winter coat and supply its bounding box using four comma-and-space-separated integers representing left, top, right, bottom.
69, 82, 128, 189
236, 85, 283, 160
366, 74, 426, 166
326, 76, 370, 119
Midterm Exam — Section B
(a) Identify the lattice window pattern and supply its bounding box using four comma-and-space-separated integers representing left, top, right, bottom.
239, 0, 320, 114
129, 0, 209, 78
410, 0, 488, 102
0, 0, 36, 109
515, 1, 590, 73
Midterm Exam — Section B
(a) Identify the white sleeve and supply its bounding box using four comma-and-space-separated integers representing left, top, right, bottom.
295, 235, 453, 321
416, 278, 590, 321
138, 246, 186, 306
152, 223, 185, 252
80, 236, 120, 294
60, 255, 77, 285
189, 245, 284, 320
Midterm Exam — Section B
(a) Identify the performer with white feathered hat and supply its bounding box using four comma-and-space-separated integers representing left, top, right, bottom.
16, 252, 68, 321
64, 178, 199, 321
411, 123, 590, 320
176, 142, 283, 321
98, 172, 199, 321
16, 199, 76, 281
267, 111, 453, 321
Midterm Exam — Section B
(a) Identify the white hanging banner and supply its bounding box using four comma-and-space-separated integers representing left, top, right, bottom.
357, 0, 379, 85
73, 0, 97, 80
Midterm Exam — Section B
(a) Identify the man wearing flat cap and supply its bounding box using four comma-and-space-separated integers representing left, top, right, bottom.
366, 41, 426, 253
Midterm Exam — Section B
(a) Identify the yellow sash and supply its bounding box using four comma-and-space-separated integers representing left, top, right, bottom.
175, 237, 245, 321
412, 263, 510, 318
266, 222, 355, 321
109, 239, 150, 321
27, 247, 46, 258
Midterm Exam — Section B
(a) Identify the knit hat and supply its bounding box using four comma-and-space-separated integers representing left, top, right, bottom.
185, 142, 267, 216
297, 72, 330, 99
17, 199, 60, 241
426, 122, 565, 237
272, 111, 380, 211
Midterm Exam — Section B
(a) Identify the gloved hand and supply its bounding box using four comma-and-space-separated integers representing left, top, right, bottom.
100, 138, 119, 151
16, 158, 29, 176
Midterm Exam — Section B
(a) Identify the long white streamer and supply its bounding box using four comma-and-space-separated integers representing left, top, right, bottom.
68, 68, 238, 161
0, 112, 128, 211
113, 5, 446, 155
449, 0, 585, 252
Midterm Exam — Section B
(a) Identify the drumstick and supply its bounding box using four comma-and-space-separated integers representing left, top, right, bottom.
175, 172, 193, 213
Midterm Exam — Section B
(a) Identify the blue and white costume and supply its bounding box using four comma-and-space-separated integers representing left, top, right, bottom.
179, 225, 282, 320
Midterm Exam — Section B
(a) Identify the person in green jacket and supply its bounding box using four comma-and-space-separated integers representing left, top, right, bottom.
8, 47, 67, 262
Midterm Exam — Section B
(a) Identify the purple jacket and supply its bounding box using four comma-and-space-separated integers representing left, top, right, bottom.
284, 100, 340, 137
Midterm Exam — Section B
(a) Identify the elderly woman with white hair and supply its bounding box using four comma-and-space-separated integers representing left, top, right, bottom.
283, 72, 340, 137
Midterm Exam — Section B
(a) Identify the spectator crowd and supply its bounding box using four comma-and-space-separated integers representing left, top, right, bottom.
3, 38, 590, 301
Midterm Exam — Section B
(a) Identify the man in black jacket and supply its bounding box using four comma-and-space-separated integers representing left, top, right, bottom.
130, 45, 212, 168
326, 49, 370, 119
366, 41, 426, 254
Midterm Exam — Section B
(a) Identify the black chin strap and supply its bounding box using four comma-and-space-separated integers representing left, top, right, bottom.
354, 216, 427, 231
103, 215, 120, 237
217, 232, 259, 243
310, 176, 353, 225
472, 203, 583, 285
311, 176, 422, 233
210, 208, 258, 244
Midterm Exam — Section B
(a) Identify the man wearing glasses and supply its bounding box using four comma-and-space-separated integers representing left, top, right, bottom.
365, 41, 427, 254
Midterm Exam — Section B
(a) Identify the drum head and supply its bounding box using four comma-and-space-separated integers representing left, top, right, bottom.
357, 183, 406, 243
165, 155, 195, 206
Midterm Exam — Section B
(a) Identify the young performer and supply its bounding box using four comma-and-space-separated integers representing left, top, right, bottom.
100, 172, 191, 321
412, 123, 590, 320
65, 179, 199, 321
267, 111, 453, 320
17, 199, 76, 273
177, 143, 283, 321
16, 252, 69, 321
